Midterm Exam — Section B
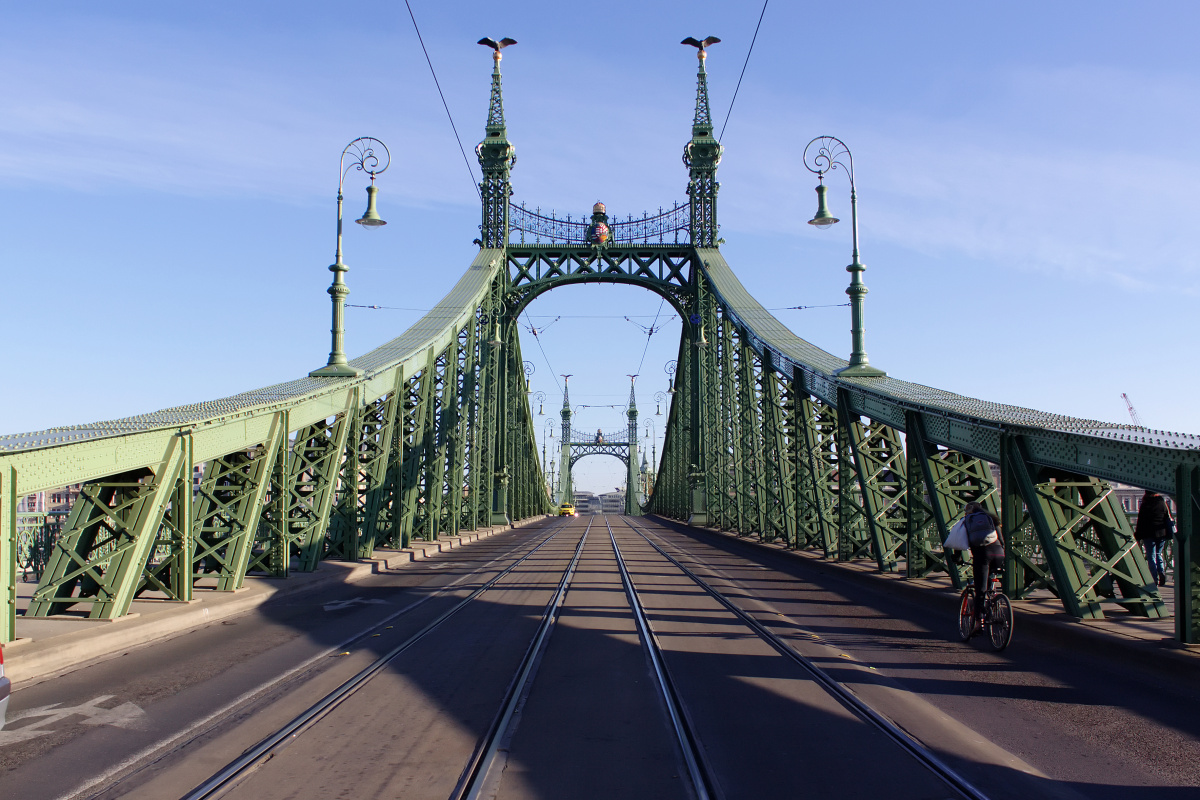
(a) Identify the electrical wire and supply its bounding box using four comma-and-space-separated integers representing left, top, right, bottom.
718, 0, 770, 143
403, 0, 481, 200
634, 298, 667, 377
768, 303, 850, 311
522, 310, 562, 394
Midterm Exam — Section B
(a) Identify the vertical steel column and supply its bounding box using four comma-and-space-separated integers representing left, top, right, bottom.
719, 315, 739, 530
834, 390, 871, 562
793, 391, 837, 554
251, 413, 291, 577
761, 358, 797, 545
359, 371, 405, 556
191, 417, 284, 591
426, 349, 454, 539
327, 393, 366, 560
1176, 464, 1199, 643
294, 398, 356, 570
905, 412, 969, 585
1, 465, 16, 642
138, 431, 194, 601
737, 331, 766, 536
400, 350, 437, 543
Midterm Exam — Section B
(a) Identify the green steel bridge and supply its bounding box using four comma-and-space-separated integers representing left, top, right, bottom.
3, 45, 1199, 650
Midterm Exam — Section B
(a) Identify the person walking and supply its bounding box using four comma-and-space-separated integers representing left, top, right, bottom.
1135, 490, 1173, 587
963, 501, 1004, 629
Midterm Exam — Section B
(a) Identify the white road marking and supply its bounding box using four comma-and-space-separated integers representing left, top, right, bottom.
322, 597, 389, 612
0, 695, 147, 746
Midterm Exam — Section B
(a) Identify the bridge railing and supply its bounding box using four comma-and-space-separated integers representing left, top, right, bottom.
508, 202, 689, 245
647, 248, 1200, 642
569, 428, 630, 444
0, 248, 551, 642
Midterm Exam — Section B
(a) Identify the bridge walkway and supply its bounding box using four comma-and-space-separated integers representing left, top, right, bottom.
1, 517, 1197, 798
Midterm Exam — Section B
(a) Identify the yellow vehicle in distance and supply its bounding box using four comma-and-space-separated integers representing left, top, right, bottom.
559, 502, 577, 517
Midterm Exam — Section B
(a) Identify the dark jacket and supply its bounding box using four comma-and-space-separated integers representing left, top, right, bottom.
1135, 493, 1171, 541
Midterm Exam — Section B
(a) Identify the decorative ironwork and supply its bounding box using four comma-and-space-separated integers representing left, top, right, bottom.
570, 428, 629, 444
803, 136, 851, 181
508, 202, 689, 245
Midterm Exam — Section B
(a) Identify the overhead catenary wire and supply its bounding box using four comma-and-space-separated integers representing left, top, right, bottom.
718, 0, 770, 143
403, 0, 481, 200
634, 298, 667, 377
523, 310, 563, 394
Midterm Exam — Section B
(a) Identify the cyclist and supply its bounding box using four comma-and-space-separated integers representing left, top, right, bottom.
963, 501, 1004, 631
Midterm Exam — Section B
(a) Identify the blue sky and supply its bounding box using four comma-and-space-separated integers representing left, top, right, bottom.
3, 2, 1198, 493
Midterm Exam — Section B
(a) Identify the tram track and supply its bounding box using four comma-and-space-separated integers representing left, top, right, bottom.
450, 515, 593, 800
177, 516, 577, 800
616, 515, 991, 800
605, 516, 719, 800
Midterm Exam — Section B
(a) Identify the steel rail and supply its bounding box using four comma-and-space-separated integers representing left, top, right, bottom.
606, 517, 718, 800
450, 516, 593, 800
179, 517, 572, 800
620, 516, 991, 800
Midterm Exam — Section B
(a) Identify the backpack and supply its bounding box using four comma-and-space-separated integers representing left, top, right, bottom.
963, 511, 997, 547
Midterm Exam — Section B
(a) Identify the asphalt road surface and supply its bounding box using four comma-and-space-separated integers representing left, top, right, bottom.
1, 515, 1196, 799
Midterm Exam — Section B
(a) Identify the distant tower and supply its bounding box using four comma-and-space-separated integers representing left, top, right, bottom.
626, 376, 641, 515
558, 376, 573, 505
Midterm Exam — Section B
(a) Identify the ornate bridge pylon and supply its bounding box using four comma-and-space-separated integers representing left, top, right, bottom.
3, 40, 1200, 644
554, 378, 641, 516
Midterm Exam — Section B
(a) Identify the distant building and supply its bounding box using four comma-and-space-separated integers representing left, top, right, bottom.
573, 491, 598, 513
599, 491, 625, 514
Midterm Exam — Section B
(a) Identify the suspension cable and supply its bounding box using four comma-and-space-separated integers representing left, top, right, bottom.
718, 0, 770, 143
403, 0, 481, 200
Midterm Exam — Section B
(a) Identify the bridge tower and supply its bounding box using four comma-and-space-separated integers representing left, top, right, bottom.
683, 42, 722, 247
478, 44, 515, 248
626, 377, 641, 515
558, 377, 573, 506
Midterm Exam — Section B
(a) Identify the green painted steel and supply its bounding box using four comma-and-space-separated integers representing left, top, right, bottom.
2, 43, 1197, 646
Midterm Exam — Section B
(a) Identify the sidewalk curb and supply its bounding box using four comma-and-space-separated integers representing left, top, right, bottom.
4, 516, 551, 685
646, 515, 1200, 675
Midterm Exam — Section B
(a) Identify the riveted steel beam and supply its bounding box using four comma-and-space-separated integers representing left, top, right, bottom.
1, 466, 17, 641
28, 435, 188, 618
1004, 435, 1165, 619
1175, 464, 1199, 643
191, 415, 284, 591
760, 355, 797, 546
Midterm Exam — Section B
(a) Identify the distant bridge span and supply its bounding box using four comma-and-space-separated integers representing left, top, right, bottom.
2, 45, 1198, 646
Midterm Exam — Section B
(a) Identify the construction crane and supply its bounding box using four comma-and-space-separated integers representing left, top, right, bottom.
1121, 393, 1143, 427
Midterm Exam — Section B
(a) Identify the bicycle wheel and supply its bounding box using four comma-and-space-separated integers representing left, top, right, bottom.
958, 589, 975, 641
988, 593, 1013, 651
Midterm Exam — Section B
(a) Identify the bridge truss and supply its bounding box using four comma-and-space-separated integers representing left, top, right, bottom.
3, 44, 1200, 645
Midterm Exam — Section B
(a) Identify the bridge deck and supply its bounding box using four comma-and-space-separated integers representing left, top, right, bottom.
3, 515, 1196, 798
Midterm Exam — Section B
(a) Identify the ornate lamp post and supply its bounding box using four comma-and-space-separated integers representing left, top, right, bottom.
311, 137, 391, 378
803, 136, 885, 378
529, 390, 546, 416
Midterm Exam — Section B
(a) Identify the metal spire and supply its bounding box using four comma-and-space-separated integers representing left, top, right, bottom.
477, 38, 517, 248
681, 37, 723, 248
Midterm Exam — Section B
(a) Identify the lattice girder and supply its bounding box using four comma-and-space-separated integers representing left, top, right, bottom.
1005, 436, 1165, 619
760, 358, 797, 545
843, 411, 907, 572
191, 416, 283, 592
28, 435, 187, 618
904, 411, 977, 586
287, 404, 354, 573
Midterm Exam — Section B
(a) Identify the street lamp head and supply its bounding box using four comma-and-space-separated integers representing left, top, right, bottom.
355, 183, 387, 229
807, 181, 839, 229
